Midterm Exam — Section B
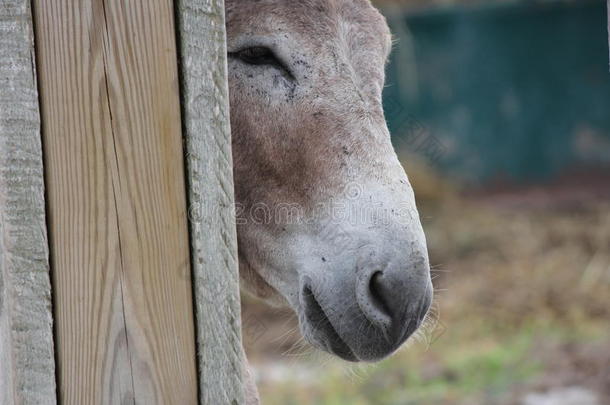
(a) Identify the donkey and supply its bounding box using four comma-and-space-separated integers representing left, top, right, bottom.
225, 0, 433, 401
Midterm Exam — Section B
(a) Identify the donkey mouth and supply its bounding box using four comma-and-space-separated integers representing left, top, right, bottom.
301, 284, 359, 362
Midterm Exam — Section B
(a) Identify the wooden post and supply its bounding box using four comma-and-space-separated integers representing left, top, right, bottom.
175, 0, 245, 403
0, 1, 57, 404
2, 0, 242, 403
33, 0, 198, 403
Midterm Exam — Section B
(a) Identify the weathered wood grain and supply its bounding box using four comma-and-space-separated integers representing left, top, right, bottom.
0, 1, 57, 404
175, 0, 246, 403
33, 0, 198, 403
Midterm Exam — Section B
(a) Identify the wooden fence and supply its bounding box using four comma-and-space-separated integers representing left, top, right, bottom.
0, 0, 243, 403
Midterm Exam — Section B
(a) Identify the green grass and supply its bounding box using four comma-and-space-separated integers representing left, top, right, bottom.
259, 325, 548, 405
257, 314, 609, 405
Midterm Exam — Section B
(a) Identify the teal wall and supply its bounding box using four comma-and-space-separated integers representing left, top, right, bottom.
382, 0, 610, 183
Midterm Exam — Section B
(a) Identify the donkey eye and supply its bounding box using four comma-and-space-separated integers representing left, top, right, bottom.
229, 46, 295, 80
234, 46, 277, 66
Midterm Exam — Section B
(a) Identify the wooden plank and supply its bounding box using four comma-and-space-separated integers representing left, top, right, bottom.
175, 0, 246, 403
33, 0, 198, 403
0, 1, 57, 404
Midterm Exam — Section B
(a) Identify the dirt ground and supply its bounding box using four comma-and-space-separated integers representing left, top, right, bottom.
241, 165, 610, 405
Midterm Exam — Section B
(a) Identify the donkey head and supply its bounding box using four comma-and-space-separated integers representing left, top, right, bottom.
226, 0, 432, 362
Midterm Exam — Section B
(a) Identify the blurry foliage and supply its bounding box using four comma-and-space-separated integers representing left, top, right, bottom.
372, 0, 484, 11
424, 199, 610, 327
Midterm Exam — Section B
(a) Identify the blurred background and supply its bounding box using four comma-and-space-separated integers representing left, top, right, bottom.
243, 0, 610, 404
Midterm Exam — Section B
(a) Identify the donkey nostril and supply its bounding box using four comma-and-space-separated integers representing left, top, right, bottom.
368, 271, 394, 320
357, 260, 432, 348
